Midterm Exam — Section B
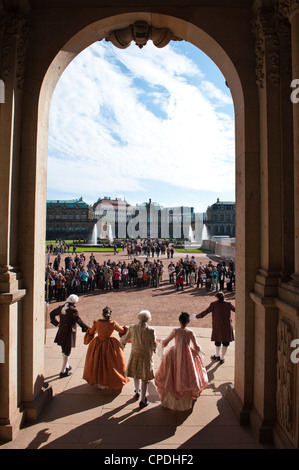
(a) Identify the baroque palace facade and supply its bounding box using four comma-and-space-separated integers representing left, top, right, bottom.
205, 199, 236, 238
1, 0, 299, 449
46, 198, 97, 241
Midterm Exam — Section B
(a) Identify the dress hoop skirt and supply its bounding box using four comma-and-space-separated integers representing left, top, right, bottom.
155, 328, 208, 410
83, 320, 129, 390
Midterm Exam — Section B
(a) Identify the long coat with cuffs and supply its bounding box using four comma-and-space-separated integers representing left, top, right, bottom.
50, 303, 89, 356
120, 322, 157, 381
196, 300, 235, 343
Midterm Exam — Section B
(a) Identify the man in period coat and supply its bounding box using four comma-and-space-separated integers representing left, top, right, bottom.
194, 292, 235, 364
50, 294, 89, 377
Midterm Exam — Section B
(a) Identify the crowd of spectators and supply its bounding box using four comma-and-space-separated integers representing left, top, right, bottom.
45, 242, 235, 303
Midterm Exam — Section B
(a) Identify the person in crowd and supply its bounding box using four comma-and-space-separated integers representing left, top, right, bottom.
168, 262, 175, 284
122, 263, 129, 288
194, 292, 235, 364
120, 310, 157, 408
137, 267, 144, 288
205, 266, 212, 291
45, 244, 236, 298
56, 272, 66, 302
218, 266, 226, 291
196, 264, 204, 288
83, 306, 130, 390
211, 267, 219, 292
143, 268, 149, 288
50, 294, 89, 378
79, 267, 89, 294
155, 312, 208, 410
96, 265, 105, 290
226, 268, 234, 292
87, 264, 96, 292
176, 264, 185, 291
113, 265, 121, 289
104, 266, 113, 290
189, 266, 195, 287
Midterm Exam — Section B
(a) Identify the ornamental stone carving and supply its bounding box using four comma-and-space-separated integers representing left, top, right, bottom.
0, 2, 30, 90
276, 318, 297, 439
105, 21, 182, 49
278, 0, 299, 19
252, 5, 291, 87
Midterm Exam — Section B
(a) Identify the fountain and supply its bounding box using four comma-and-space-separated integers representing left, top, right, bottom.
92, 222, 98, 245
202, 223, 209, 241
188, 225, 195, 243
108, 224, 114, 244
183, 224, 201, 249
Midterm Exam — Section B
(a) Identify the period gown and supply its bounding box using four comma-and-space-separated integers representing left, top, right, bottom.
155, 327, 208, 411
83, 319, 130, 390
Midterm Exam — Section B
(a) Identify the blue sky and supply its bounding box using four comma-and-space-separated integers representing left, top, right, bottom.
47, 39, 235, 213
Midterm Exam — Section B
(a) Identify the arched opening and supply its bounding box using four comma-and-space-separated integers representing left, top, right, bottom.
14, 10, 260, 445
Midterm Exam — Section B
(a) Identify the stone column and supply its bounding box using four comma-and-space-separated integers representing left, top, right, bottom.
292, 10, 299, 287
250, 5, 289, 443
0, 4, 52, 442
282, 1, 299, 286
0, 4, 27, 441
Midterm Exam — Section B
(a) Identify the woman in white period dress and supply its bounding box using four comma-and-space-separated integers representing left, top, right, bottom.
155, 312, 208, 411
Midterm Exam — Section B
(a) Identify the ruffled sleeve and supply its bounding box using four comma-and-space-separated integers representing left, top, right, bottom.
113, 321, 129, 337
83, 321, 96, 345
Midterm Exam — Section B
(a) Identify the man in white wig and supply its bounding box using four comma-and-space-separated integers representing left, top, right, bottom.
121, 310, 157, 408
50, 294, 89, 377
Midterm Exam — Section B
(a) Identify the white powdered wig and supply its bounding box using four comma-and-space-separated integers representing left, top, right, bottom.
61, 295, 79, 314
138, 310, 151, 323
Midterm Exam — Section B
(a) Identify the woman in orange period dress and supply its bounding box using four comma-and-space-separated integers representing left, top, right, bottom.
83, 307, 130, 390
155, 312, 208, 411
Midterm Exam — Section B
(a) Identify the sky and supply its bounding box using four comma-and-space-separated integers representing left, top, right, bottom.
47, 39, 235, 213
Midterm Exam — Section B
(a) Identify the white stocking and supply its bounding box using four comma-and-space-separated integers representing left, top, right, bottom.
221, 346, 228, 360
141, 381, 148, 402
134, 378, 141, 394
61, 354, 69, 373
215, 346, 221, 357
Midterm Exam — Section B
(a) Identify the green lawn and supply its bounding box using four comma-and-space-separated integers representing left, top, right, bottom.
46, 242, 123, 253
74, 247, 123, 253
48, 247, 122, 253
175, 248, 213, 253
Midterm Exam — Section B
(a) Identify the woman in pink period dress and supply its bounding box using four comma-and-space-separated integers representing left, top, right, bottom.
155, 312, 208, 411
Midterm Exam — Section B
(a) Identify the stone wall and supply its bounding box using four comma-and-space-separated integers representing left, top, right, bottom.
201, 240, 235, 260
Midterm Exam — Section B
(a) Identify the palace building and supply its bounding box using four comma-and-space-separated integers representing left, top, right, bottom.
205, 199, 236, 238
46, 198, 97, 242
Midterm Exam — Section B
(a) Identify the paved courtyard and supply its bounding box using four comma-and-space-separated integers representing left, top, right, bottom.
0, 249, 274, 450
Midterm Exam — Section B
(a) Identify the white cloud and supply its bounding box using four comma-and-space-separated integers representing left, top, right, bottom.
47, 41, 235, 203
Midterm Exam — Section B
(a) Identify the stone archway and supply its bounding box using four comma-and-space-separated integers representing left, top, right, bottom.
0, 7, 259, 443
1, 2, 298, 448
28, 10, 260, 439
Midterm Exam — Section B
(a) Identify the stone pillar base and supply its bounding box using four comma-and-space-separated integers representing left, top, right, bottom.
249, 407, 275, 444
225, 384, 251, 426
0, 410, 23, 443
226, 384, 275, 444
21, 385, 53, 424
273, 423, 298, 449
0, 385, 52, 443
